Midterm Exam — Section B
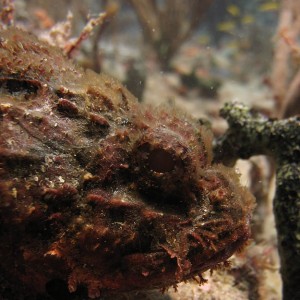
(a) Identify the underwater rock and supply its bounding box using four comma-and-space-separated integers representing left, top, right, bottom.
0, 28, 255, 299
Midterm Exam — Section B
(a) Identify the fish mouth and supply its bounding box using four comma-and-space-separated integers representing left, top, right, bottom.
117, 198, 251, 290
0, 153, 253, 298
78, 164, 254, 293
120, 229, 249, 289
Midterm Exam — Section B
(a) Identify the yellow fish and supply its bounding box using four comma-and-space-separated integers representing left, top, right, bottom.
198, 35, 211, 45
259, 2, 279, 12
217, 21, 236, 32
242, 15, 254, 24
227, 40, 239, 50
227, 5, 240, 16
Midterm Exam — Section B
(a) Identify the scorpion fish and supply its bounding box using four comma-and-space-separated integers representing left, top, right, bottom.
0, 28, 254, 299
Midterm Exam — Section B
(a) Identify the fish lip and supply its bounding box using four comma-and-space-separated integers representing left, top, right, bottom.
119, 229, 250, 291
83, 163, 254, 292
120, 204, 251, 274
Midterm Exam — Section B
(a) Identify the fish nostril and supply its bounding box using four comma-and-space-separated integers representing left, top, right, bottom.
148, 148, 175, 173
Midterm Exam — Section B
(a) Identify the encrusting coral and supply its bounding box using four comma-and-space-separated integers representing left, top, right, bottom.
214, 102, 300, 300
0, 28, 255, 299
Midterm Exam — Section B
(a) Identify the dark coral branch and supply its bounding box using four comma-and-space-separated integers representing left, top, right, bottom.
214, 102, 300, 300
128, 0, 212, 70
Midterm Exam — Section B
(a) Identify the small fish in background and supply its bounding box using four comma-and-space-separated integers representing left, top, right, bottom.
226, 40, 240, 50
259, 2, 279, 12
242, 15, 255, 25
198, 34, 211, 45
217, 21, 236, 33
227, 4, 240, 17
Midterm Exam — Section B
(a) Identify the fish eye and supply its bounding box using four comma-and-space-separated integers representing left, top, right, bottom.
131, 127, 196, 195
148, 148, 175, 173
133, 141, 184, 177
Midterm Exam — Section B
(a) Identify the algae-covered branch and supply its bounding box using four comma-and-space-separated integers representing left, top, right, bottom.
215, 102, 300, 300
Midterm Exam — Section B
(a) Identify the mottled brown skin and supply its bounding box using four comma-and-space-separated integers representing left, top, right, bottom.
0, 28, 255, 299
